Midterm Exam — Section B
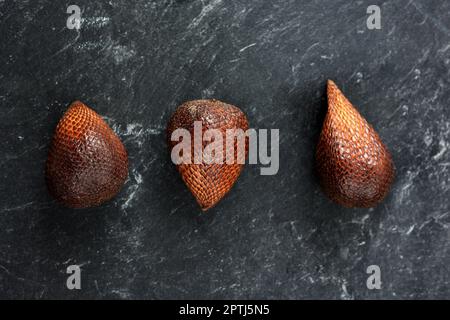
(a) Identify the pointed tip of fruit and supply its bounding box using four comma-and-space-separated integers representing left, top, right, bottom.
327, 79, 340, 97
326, 79, 354, 115
199, 199, 218, 212
69, 100, 85, 107
67, 101, 90, 113
327, 79, 336, 87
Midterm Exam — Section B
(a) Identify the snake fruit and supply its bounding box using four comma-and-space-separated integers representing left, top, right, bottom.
46, 101, 128, 208
316, 80, 394, 208
167, 99, 249, 211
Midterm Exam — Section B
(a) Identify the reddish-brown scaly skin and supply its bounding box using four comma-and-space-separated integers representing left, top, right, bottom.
316, 80, 395, 208
46, 101, 128, 208
167, 99, 249, 211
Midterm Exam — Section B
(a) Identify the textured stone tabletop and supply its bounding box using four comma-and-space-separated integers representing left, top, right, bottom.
0, 0, 448, 299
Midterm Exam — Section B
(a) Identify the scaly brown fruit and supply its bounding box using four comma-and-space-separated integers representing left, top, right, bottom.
167, 99, 249, 211
316, 80, 394, 208
46, 101, 128, 208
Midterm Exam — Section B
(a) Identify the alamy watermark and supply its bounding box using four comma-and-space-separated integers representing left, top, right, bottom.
66, 5, 81, 30
367, 5, 381, 30
170, 121, 279, 175
66, 265, 81, 290
366, 265, 381, 290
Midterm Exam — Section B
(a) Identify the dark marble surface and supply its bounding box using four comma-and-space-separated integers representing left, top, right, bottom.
0, 0, 449, 299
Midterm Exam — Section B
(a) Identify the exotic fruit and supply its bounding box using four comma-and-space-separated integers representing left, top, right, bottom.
167, 99, 249, 211
316, 80, 394, 208
46, 101, 128, 208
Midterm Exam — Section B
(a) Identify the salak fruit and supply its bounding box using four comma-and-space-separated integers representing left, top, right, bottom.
46, 101, 128, 208
316, 80, 394, 208
167, 99, 249, 211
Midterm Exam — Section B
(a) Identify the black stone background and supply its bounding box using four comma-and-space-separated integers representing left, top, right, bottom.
0, 0, 449, 299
